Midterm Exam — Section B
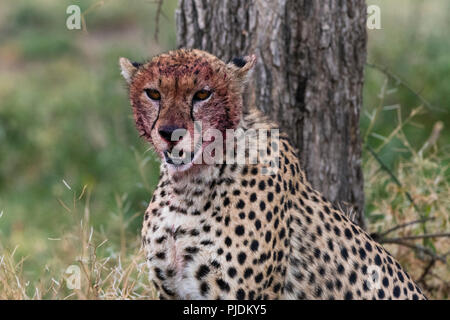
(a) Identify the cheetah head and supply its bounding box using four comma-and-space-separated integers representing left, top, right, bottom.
120, 49, 256, 175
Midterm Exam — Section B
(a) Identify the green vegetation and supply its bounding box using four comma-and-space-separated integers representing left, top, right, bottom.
0, 0, 448, 299
364, 0, 450, 168
0, 0, 177, 299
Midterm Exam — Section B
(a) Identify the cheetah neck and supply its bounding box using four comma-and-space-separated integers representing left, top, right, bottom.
154, 107, 283, 222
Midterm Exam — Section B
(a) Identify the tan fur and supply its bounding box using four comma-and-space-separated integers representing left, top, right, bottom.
120, 49, 426, 300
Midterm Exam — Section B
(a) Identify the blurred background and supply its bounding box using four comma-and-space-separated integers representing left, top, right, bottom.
0, 0, 448, 299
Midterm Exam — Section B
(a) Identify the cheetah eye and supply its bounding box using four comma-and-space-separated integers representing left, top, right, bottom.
193, 89, 212, 102
145, 89, 161, 101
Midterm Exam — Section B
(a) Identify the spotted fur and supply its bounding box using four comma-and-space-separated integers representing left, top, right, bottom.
120, 49, 426, 300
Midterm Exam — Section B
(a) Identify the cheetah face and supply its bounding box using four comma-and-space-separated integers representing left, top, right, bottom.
120, 49, 255, 175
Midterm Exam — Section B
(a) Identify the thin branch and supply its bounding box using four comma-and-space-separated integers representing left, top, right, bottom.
380, 240, 447, 263
417, 258, 436, 284
363, 77, 388, 143
423, 252, 450, 289
80, 0, 106, 34
382, 232, 450, 242
366, 62, 444, 112
378, 217, 435, 238
419, 121, 444, 156
374, 106, 425, 154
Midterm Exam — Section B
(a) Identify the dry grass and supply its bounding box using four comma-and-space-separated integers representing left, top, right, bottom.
363, 70, 450, 299
365, 151, 450, 299
0, 187, 157, 300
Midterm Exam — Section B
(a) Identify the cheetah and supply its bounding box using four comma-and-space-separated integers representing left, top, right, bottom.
119, 49, 426, 300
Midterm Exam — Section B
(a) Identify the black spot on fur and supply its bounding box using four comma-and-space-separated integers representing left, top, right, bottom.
200, 282, 210, 296
196, 265, 210, 280
236, 288, 245, 300
216, 278, 230, 292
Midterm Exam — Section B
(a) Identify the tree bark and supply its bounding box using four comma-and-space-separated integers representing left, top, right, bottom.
176, 0, 367, 227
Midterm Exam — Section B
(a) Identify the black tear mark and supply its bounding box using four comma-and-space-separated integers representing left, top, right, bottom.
231, 57, 246, 68
151, 104, 162, 130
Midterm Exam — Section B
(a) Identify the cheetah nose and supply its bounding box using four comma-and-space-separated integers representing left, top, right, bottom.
158, 125, 187, 145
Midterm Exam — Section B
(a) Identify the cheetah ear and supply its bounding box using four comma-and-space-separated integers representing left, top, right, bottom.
119, 57, 141, 84
227, 54, 257, 79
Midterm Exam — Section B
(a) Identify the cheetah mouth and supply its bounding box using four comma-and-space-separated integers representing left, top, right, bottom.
162, 140, 211, 173
163, 149, 196, 167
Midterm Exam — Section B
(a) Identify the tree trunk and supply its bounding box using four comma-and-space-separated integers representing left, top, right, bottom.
176, 0, 367, 227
